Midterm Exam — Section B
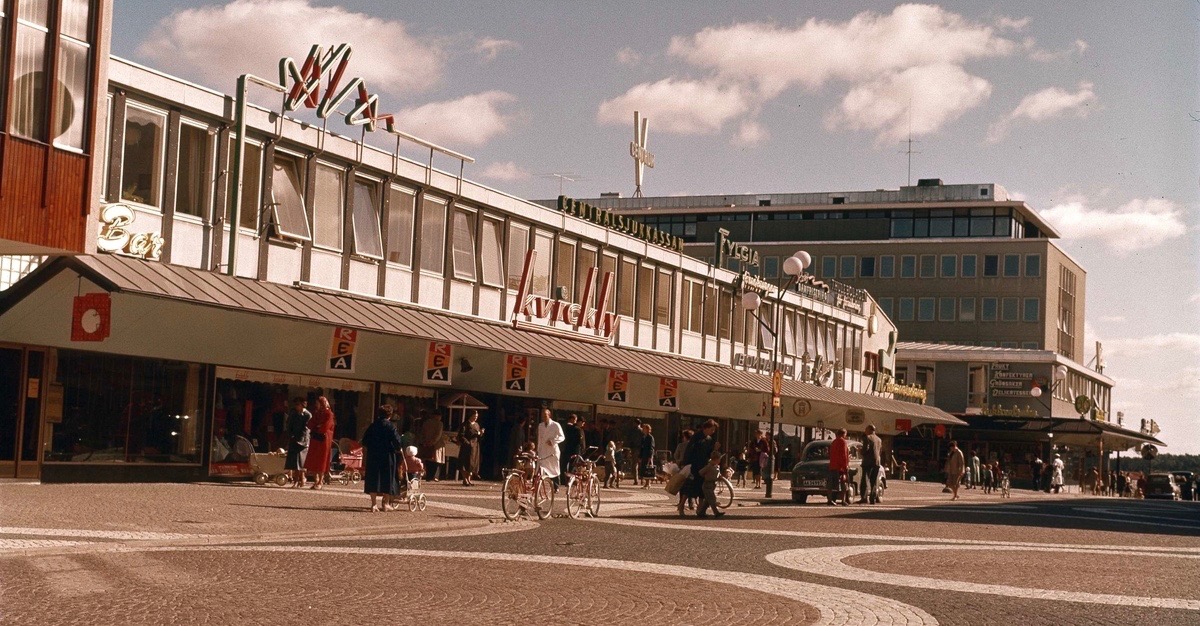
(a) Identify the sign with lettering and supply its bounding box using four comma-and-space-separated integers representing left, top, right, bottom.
504, 354, 529, 394
658, 377, 678, 409
715, 228, 760, 268
280, 44, 397, 134
510, 250, 619, 343
895, 418, 912, 432
606, 369, 628, 403
792, 399, 812, 418
96, 204, 164, 261
71, 293, 111, 342
846, 409, 865, 425
557, 197, 684, 252
631, 111, 655, 196
327, 327, 357, 372
424, 341, 452, 385
734, 353, 796, 378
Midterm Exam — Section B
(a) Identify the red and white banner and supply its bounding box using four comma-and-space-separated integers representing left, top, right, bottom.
658, 377, 678, 409
424, 342, 453, 385
606, 369, 628, 403
327, 327, 358, 372
504, 354, 529, 393
71, 293, 111, 342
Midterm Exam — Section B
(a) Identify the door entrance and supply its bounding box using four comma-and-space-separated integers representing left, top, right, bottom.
0, 346, 44, 478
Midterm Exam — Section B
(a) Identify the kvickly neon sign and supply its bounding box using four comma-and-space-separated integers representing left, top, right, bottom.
510, 250, 619, 344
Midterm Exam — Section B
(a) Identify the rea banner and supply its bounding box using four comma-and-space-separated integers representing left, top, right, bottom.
504, 354, 529, 393
658, 377, 678, 409
327, 327, 358, 372
424, 342, 453, 385
606, 369, 628, 403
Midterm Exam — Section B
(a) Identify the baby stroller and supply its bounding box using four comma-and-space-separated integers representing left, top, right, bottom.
396, 446, 427, 512
328, 439, 363, 485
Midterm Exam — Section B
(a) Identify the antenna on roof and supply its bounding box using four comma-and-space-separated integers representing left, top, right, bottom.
899, 104, 921, 186
537, 172, 588, 196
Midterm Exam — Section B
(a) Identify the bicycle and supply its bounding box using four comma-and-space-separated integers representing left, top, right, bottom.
711, 465, 735, 510
565, 447, 602, 519
501, 452, 556, 521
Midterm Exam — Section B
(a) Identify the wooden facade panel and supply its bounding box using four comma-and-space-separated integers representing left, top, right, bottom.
0, 137, 90, 252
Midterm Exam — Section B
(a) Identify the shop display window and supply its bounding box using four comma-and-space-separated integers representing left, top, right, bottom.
46, 351, 204, 464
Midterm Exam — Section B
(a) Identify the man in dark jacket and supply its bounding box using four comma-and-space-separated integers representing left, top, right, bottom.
560, 414, 583, 478
684, 419, 722, 518
859, 424, 883, 504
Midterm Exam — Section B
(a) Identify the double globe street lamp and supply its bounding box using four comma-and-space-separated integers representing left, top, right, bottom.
740, 250, 811, 498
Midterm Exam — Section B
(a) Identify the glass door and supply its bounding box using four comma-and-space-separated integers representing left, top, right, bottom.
0, 346, 44, 478
0, 348, 21, 474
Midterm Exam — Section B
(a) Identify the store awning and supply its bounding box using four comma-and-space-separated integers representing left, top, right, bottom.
2, 254, 963, 430
438, 392, 488, 410
953, 414, 1164, 451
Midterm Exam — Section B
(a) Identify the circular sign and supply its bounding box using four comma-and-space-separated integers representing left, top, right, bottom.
792, 399, 812, 418
1141, 444, 1158, 460
1074, 395, 1094, 415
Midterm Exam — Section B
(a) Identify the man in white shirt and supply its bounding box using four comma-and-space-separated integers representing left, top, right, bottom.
537, 408, 566, 488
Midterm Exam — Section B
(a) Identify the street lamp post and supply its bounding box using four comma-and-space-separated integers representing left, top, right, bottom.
740, 250, 811, 498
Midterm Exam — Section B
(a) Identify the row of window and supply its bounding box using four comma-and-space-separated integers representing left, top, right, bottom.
818, 253, 1041, 280
879, 297, 1040, 323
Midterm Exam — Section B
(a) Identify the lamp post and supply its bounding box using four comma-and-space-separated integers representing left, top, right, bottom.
740, 250, 811, 498
1030, 364, 1068, 405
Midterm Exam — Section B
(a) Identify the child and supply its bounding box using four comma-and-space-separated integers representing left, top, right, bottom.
401, 445, 425, 484
602, 440, 618, 488
697, 451, 725, 518
734, 451, 748, 488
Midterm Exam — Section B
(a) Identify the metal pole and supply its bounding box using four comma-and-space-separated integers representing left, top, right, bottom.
765, 282, 784, 498
227, 74, 286, 276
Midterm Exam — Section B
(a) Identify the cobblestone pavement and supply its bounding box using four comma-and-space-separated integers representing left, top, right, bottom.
1, 479, 1197, 625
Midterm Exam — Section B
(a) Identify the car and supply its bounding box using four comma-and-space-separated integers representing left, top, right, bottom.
1170, 471, 1195, 500
789, 439, 862, 504
1144, 473, 1181, 500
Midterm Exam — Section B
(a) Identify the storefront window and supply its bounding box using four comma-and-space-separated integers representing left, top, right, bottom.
351, 178, 382, 258
480, 217, 504, 287
451, 208, 477, 281
121, 105, 166, 207
47, 351, 204, 464
269, 152, 309, 239
313, 162, 344, 249
385, 184, 415, 266
419, 195, 447, 274
176, 122, 212, 219
506, 222, 529, 290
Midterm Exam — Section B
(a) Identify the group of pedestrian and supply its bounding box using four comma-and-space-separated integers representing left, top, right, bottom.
672, 419, 724, 518
282, 395, 336, 490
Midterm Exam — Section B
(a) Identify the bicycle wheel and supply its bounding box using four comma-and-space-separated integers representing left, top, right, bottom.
587, 477, 601, 517
565, 478, 586, 519
714, 477, 734, 509
533, 477, 555, 520
501, 473, 523, 521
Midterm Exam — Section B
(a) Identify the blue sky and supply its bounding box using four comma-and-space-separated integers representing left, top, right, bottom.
112, 1, 1200, 452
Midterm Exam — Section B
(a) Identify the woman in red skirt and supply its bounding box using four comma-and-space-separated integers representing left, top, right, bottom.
304, 396, 336, 489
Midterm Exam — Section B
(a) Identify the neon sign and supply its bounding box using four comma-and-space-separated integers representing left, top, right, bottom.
278, 44, 395, 133
96, 204, 164, 261
557, 196, 684, 252
631, 110, 654, 197
510, 250, 619, 343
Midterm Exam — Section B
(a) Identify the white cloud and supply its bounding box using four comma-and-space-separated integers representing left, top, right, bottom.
480, 161, 531, 182
137, 0, 445, 96
826, 63, 992, 142
733, 120, 769, 146
394, 91, 517, 146
1027, 38, 1089, 62
596, 78, 750, 135
1100, 315, 1126, 323
1102, 333, 1200, 357
615, 47, 642, 66
475, 37, 519, 63
1038, 197, 1186, 254
1191, 293, 1200, 304
987, 82, 1096, 142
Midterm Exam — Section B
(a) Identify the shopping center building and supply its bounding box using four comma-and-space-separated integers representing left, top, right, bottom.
0, 47, 959, 481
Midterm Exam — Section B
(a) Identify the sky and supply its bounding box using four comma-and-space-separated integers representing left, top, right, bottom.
111, 1, 1200, 453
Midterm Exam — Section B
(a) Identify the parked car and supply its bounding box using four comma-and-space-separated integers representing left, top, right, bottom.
1143, 473, 1181, 500
1170, 471, 1195, 500
790, 439, 862, 504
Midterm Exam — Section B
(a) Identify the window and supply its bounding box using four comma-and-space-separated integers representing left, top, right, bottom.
840, 256, 856, 279
619, 258, 636, 317
860, 256, 876, 277
554, 239, 575, 299
821, 256, 836, 279
703, 284, 718, 336
351, 179, 382, 258
930, 215, 953, 237
1025, 254, 1041, 277
961, 254, 977, 278
418, 196, 447, 274
636, 264, 653, 321
656, 269, 672, 325
898, 298, 915, 321
1001, 297, 1018, 321
505, 222, 529, 290
175, 123, 212, 219
312, 163, 344, 249
959, 297, 976, 321
576, 246, 598, 307
900, 255, 916, 278
121, 105, 166, 207
1023, 297, 1040, 322
601, 253, 618, 313
55, 0, 92, 150
450, 209, 477, 280
1021, 342, 1040, 350
1003, 254, 1020, 277
267, 153, 308, 239
940, 255, 957, 278
981, 297, 998, 321
763, 256, 779, 279
918, 297, 935, 321
686, 279, 703, 332
532, 232, 552, 296
967, 364, 987, 409
1000, 341, 1018, 349
983, 254, 999, 277
386, 185, 416, 266
878, 297, 894, 319
939, 297, 955, 321
919, 255, 936, 278
11, 2, 49, 141
879, 255, 895, 278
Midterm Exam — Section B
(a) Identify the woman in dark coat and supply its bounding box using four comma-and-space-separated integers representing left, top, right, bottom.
283, 398, 310, 488
304, 396, 335, 489
457, 411, 484, 486
362, 405, 403, 511
638, 423, 655, 488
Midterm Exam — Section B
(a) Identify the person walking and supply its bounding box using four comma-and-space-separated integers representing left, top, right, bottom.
638, 423, 655, 489
457, 411, 484, 486
945, 440, 965, 500
1050, 453, 1065, 494
560, 414, 582, 479
283, 397, 310, 488
602, 439, 619, 488
828, 428, 850, 506
683, 420, 719, 517
968, 449, 981, 490
537, 409, 565, 489
859, 424, 883, 504
416, 410, 446, 482
673, 429, 695, 511
361, 405, 403, 512
304, 396, 335, 490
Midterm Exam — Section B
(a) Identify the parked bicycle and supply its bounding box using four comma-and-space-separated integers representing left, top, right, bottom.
710, 462, 736, 510
501, 451, 556, 521
565, 447, 602, 519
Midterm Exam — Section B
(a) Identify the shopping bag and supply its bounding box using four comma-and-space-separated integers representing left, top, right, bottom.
665, 464, 690, 495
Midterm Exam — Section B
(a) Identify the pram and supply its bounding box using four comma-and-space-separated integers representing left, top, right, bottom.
395, 471, 427, 512
328, 438, 363, 485
250, 451, 290, 486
